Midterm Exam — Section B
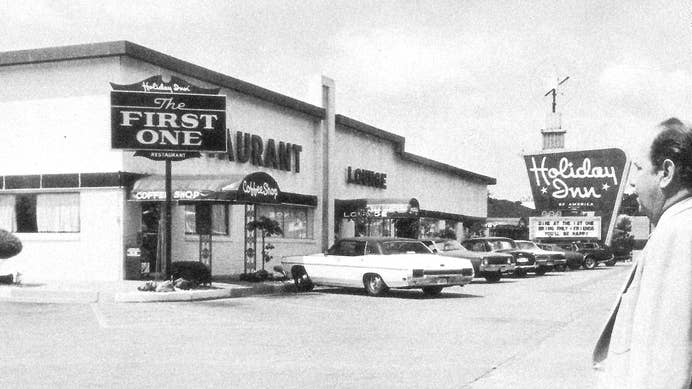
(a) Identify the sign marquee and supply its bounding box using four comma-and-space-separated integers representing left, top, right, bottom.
110, 76, 227, 153
529, 216, 602, 240
524, 148, 629, 244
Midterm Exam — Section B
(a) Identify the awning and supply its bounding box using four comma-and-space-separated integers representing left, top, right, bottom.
131, 174, 243, 201
130, 172, 317, 206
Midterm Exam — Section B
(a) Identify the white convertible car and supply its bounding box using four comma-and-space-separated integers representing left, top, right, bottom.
281, 237, 474, 296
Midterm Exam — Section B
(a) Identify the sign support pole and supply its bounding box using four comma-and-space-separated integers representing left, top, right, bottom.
164, 159, 172, 278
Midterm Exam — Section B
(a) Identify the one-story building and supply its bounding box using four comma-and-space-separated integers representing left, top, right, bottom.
0, 41, 495, 281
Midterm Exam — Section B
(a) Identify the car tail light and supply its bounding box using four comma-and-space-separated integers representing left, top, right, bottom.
507, 258, 512, 264
482, 258, 488, 266
412, 269, 424, 278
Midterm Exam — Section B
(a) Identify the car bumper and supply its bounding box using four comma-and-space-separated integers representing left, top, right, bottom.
481, 264, 516, 275
405, 274, 474, 287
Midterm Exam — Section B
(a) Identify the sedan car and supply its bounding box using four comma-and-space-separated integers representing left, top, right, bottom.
420, 239, 515, 282
281, 238, 474, 296
461, 237, 540, 276
571, 241, 616, 269
537, 243, 584, 270
513, 240, 568, 272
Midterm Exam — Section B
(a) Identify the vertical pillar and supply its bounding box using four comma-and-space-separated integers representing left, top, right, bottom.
321, 77, 336, 251
164, 159, 172, 277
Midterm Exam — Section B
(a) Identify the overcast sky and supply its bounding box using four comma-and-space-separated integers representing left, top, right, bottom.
2, 0, 691, 203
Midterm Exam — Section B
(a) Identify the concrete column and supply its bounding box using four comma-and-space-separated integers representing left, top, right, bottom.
321, 76, 336, 251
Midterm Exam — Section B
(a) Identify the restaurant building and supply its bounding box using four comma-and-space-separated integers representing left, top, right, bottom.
0, 41, 495, 282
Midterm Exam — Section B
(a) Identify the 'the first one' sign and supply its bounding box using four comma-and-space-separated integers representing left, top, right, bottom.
110, 76, 227, 153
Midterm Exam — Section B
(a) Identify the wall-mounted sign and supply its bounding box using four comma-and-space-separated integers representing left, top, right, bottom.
339, 198, 419, 219
132, 189, 217, 201
346, 167, 387, 189
524, 148, 629, 244
222, 131, 302, 173
236, 172, 280, 204
529, 216, 602, 240
110, 76, 227, 153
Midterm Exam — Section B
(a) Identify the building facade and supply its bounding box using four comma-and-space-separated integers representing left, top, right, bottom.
0, 41, 495, 282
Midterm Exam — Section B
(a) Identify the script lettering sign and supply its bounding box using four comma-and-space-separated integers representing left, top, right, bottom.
524, 148, 629, 244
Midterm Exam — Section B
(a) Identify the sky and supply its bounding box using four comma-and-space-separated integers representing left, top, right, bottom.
2, 0, 691, 204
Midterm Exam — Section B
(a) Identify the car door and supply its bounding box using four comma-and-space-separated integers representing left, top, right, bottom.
338, 240, 369, 287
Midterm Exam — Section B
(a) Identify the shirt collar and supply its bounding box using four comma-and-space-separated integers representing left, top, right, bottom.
657, 196, 692, 226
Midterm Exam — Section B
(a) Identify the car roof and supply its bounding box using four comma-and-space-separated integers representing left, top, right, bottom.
465, 237, 513, 241
337, 237, 420, 243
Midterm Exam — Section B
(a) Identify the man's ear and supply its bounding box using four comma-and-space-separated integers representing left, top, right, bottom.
659, 159, 676, 189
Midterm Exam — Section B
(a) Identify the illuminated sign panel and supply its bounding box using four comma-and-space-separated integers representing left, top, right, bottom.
529, 216, 602, 240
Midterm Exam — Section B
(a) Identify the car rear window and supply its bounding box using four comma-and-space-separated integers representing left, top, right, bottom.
381, 241, 431, 255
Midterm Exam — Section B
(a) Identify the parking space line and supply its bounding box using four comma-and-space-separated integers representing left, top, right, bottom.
90, 303, 110, 329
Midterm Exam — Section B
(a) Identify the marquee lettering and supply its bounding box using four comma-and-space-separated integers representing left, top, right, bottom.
346, 166, 387, 189
225, 131, 302, 173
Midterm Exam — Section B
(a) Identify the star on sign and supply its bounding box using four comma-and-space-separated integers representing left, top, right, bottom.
602, 183, 610, 191
540, 187, 548, 194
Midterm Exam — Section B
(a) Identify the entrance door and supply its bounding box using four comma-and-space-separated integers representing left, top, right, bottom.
141, 203, 160, 275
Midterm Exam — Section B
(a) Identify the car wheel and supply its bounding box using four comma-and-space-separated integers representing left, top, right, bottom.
605, 260, 616, 267
292, 268, 314, 292
535, 267, 547, 276
422, 286, 444, 296
363, 273, 388, 296
583, 256, 596, 270
555, 265, 566, 272
515, 269, 527, 277
485, 274, 501, 283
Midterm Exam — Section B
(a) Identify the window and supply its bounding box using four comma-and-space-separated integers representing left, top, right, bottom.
257, 205, 312, 239
184, 204, 228, 235
0, 193, 80, 233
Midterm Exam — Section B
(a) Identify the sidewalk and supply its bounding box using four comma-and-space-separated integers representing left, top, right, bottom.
0, 278, 297, 304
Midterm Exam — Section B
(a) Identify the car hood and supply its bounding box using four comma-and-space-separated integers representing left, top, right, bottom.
439, 249, 512, 260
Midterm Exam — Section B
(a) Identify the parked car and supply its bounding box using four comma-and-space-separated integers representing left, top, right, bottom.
537, 241, 616, 269
281, 237, 475, 296
536, 242, 584, 270
513, 240, 568, 272
572, 241, 616, 269
461, 237, 540, 276
420, 238, 515, 283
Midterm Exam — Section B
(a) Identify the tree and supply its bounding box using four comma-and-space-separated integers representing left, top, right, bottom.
246, 217, 283, 271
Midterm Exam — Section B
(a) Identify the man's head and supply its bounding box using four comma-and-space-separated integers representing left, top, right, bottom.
630, 117, 692, 225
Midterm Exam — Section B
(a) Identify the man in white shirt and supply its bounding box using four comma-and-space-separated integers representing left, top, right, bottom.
593, 117, 692, 388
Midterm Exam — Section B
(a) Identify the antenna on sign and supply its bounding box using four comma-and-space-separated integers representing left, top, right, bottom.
544, 76, 569, 113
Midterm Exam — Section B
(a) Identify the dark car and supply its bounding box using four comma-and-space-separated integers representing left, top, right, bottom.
572, 241, 616, 269
461, 237, 542, 276
420, 239, 515, 283
513, 240, 567, 272
538, 241, 615, 269
537, 242, 584, 270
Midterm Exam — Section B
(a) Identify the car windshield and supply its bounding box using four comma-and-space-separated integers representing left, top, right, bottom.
381, 241, 432, 255
441, 240, 465, 251
488, 240, 516, 250
516, 241, 538, 250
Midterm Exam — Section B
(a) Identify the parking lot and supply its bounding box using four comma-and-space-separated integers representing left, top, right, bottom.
0, 261, 632, 388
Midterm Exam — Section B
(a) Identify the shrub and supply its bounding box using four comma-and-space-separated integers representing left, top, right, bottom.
170, 261, 211, 285
0, 229, 22, 259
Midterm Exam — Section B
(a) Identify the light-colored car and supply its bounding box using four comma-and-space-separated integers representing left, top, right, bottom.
513, 240, 568, 273
420, 239, 515, 283
281, 237, 474, 296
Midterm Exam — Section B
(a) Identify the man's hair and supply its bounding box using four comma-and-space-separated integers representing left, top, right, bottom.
652, 118, 692, 189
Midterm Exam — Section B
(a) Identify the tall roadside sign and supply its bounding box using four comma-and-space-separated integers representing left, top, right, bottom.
524, 148, 630, 245
110, 75, 227, 276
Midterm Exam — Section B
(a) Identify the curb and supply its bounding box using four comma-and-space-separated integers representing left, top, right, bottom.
0, 280, 297, 304
0, 287, 99, 304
